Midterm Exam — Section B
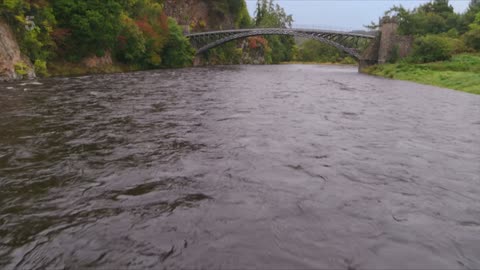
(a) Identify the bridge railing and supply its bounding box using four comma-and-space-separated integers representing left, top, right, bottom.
291, 24, 360, 32
185, 25, 373, 36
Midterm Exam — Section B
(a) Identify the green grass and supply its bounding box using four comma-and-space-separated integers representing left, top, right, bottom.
364, 54, 480, 95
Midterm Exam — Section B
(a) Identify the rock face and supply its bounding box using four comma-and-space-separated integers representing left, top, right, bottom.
165, 0, 266, 65
82, 51, 113, 68
164, 0, 235, 31
377, 17, 413, 64
164, 0, 209, 29
0, 20, 35, 81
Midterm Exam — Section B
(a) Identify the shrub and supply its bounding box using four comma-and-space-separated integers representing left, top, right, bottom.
411, 35, 454, 63
34, 59, 49, 77
462, 11, 480, 51
14, 62, 29, 77
464, 28, 480, 51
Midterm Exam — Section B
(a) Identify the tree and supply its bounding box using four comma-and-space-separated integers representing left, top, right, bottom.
464, 0, 480, 26
253, 0, 295, 63
296, 39, 342, 63
53, 0, 122, 58
115, 14, 146, 63
387, 1, 461, 35
464, 12, 480, 50
162, 18, 195, 68
255, 0, 293, 28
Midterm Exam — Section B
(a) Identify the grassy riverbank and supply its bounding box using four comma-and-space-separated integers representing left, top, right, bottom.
47, 61, 140, 78
364, 54, 480, 95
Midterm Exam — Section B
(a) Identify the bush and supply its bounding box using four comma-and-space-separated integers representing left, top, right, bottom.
464, 28, 480, 50
34, 59, 49, 77
411, 35, 454, 63
14, 62, 29, 77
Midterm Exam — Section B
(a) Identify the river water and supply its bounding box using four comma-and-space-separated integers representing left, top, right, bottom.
0, 65, 479, 269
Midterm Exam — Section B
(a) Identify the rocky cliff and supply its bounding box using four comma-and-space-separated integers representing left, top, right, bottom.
0, 20, 35, 81
164, 0, 237, 31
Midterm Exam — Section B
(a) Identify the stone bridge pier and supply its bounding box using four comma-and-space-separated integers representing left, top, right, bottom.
359, 16, 413, 72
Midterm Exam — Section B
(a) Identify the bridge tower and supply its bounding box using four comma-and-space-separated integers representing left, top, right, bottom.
359, 16, 413, 72
378, 16, 399, 64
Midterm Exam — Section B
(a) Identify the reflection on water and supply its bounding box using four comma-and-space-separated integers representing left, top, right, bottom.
1, 65, 479, 269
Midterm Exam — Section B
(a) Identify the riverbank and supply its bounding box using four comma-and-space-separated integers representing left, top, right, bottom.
46, 61, 140, 78
281, 61, 357, 66
45, 61, 356, 78
363, 54, 480, 95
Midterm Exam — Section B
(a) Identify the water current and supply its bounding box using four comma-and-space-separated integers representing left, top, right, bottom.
0, 65, 479, 269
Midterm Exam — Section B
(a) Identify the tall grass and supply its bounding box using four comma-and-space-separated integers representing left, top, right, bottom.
365, 54, 480, 95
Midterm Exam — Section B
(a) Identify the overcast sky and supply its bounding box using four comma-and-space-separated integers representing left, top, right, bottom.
245, 0, 470, 30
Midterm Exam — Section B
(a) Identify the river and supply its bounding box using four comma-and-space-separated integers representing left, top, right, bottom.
1, 65, 479, 269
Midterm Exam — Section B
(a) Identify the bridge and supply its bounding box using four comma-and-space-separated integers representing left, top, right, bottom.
186, 28, 377, 60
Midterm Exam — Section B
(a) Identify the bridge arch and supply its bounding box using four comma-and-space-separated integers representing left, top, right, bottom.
186, 28, 377, 60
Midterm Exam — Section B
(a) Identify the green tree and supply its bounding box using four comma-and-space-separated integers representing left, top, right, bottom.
115, 14, 146, 63
464, 12, 480, 50
254, 0, 295, 63
53, 0, 122, 58
162, 18, 195, 68
387, 1, 461, 35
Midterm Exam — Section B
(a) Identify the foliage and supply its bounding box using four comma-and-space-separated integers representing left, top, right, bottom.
364, 54, 480, 94
254, 0, 295, 63
235, 1, 253, 28
383, 0, 480, 53
53, 0, 123, 58
208, 0, 252, 29
463, 0, 480, 29
255, 0, 293, 28
2, 0, 200, 74
162, 18, 195, 68
411, 35, 454, 62
34, 59, 49, 77
1, 1, 56, 63
295, 39, 353, 63
464, 12, 480, 50
14, 62, 29, 77
386, 1, 461, 36
116, 14, 146, 64
388, 45, 400, 63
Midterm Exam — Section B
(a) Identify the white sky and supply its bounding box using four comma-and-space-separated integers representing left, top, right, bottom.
245, 0, 471, 30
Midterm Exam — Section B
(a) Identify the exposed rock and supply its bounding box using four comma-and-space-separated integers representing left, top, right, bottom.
164, 0, 235, 31
0, 20, 35, 81
377, 16, 413, 64
82, 51, 113, 68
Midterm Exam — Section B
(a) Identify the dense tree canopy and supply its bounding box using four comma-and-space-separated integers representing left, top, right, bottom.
1, 0, 196, 72
53, 0, 122, 58
379, 0, 480, 62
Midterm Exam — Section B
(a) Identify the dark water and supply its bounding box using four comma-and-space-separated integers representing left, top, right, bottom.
1, 65, 479, 269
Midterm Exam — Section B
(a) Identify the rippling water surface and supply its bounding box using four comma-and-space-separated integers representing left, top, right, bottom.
1, 65, 479, 269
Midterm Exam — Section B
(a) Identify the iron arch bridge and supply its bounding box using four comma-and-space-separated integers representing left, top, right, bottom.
186, 28, 377, 60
